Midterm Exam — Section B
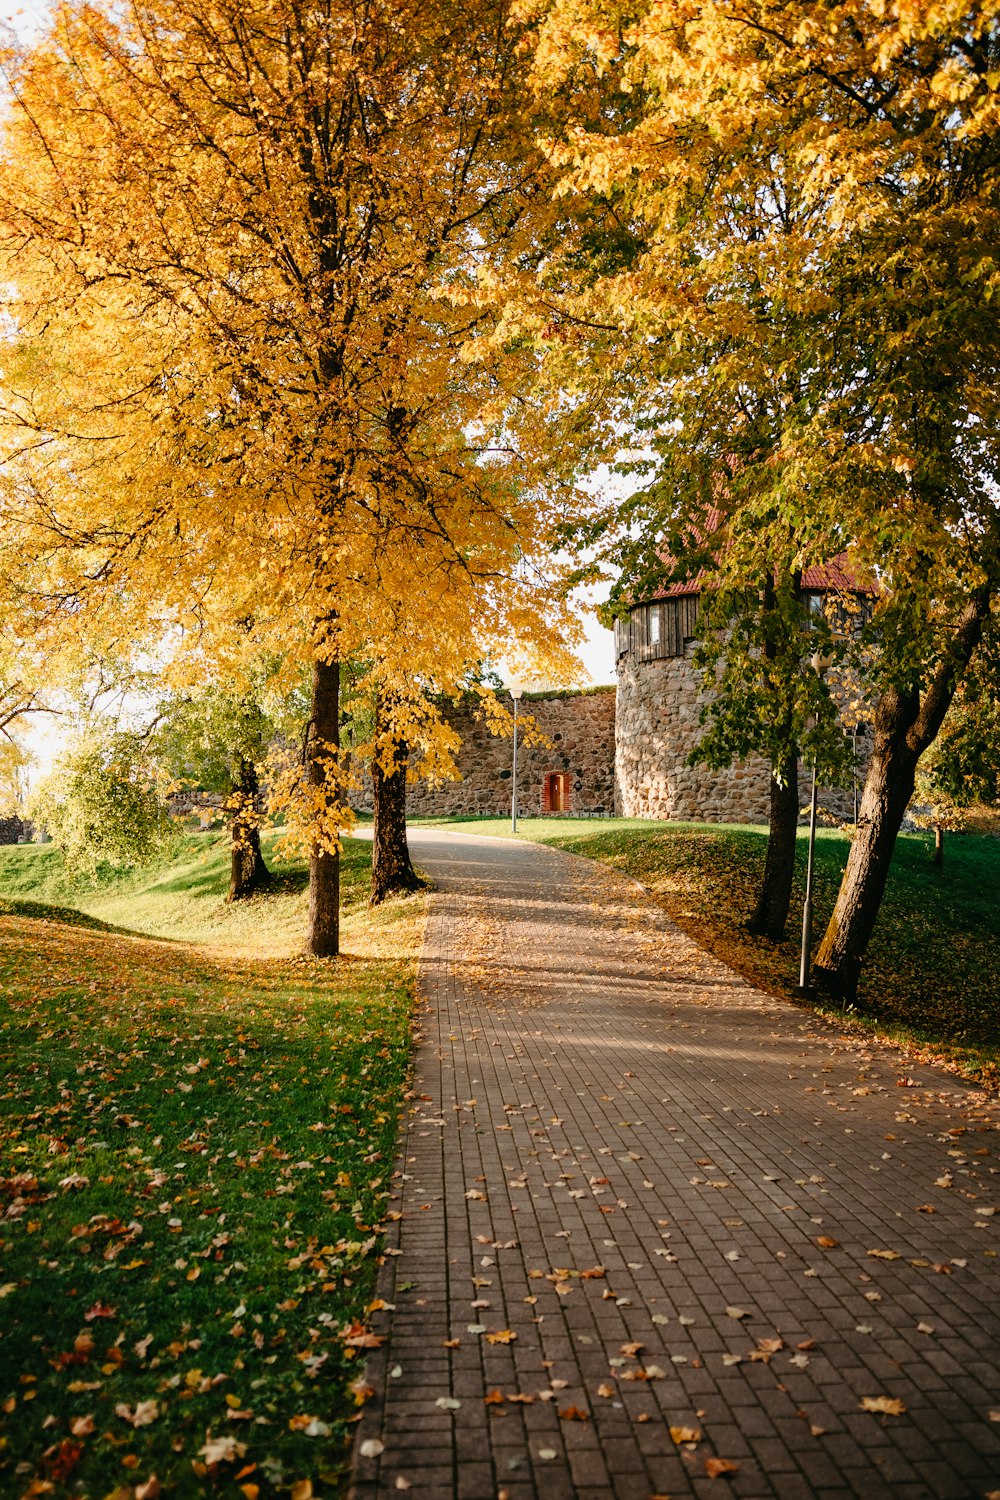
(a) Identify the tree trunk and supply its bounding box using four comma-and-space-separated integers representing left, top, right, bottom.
370, 743, 423, 905
814, 593, 989, 1004
307, 655, 340, 958
933, 825, 944, 869
228, 755, 270, 900
747, 751, 799, 940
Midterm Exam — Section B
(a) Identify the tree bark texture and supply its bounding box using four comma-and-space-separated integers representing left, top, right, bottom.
814, 595, 989, 1004
370, 738, 423, 905
748, 752, 799, 940
308, 655, 340, 958
228, 754, 270, 900
933, 826, 944, 869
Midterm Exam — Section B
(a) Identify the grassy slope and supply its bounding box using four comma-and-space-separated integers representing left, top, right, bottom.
0, 834, 422, 1498
418, 816, 1000, 1086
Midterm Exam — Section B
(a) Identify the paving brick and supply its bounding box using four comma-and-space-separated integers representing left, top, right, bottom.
348, 829, 1000, 1499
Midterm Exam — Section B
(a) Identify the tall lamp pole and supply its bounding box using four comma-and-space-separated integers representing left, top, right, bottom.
510, 683, 523, 832
796, 649, 833, 998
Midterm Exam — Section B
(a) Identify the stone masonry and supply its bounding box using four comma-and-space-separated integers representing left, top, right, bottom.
614, 649, 866, 826
379, 688, 618, 820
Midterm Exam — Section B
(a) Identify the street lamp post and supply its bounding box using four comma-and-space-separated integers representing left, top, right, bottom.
796, 758, 820, 997
510, 683, 523, 832
795, 648, 834, 998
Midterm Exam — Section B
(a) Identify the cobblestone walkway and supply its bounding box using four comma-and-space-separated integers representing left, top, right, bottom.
350, 829, 999, 1500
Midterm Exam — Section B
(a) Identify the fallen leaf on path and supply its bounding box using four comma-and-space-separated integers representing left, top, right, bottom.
867, 1249, 901, 1261
358, 1440, 384, 1459
725, 1306, 751, 1320
860, 1396, 906, 1416
705, 1458, 740, 1478
670, 1426, 702, 1444
485, 1329, 516, 1345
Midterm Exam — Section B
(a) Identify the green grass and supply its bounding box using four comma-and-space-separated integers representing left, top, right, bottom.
418, 816, 1000, 1087
0, 835, 423, 1496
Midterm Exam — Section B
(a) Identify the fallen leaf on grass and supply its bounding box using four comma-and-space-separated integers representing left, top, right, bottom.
199, 1436, 247, 1465
860, 1396, 906, 1416
69, 1415, 95, 1437
84, 1301, 117, 1321
115, 1400, 159, 1428
135, 1479, 160, 1500
705, 1458, 740, 1478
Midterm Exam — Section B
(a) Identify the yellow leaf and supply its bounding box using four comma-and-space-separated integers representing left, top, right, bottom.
670, 1425, 702, 1444
860, 1396, 906, 1416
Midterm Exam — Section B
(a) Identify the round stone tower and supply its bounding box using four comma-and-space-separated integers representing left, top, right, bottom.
613, 557, 870, 822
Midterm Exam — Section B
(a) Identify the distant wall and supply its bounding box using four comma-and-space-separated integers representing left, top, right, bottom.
0, 815, 31, 846
357, 688, 617, 820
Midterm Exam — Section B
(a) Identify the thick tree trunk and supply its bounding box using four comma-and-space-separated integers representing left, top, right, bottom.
814, 594, 989, 1004
370, 748, 423, 905
748, 752, 799, 940
307, 655, 340, 958
933, 825, 944, 869
228, 755, 270, 901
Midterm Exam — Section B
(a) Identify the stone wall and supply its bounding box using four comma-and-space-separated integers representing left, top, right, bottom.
360, 688, 617, 820
614, 649, 867, 825
0, 815, 31, 846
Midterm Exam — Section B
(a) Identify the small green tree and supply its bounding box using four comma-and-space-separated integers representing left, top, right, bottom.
913, 646, 1000, 866
153, 678, 310, 900
30, 731, 173, 876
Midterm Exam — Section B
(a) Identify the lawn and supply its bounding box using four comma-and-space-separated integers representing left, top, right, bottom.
418, 816, 1000, 1087
0, 833, 422, 1498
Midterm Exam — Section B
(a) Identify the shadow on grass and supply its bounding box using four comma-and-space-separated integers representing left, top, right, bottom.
0, 896, 130, 935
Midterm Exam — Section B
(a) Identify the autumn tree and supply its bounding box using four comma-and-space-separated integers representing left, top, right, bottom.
522, 0, 1000, 999
0, 0, 584, 955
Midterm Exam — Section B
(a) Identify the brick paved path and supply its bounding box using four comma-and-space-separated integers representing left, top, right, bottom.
350, 829, 999, 1500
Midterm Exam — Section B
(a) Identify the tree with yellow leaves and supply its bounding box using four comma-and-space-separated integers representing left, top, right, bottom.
0, 0, 584, 953
521, 0, 1000, 1001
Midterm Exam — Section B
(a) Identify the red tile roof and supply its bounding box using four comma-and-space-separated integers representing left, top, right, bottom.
643, 510, 875, 601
